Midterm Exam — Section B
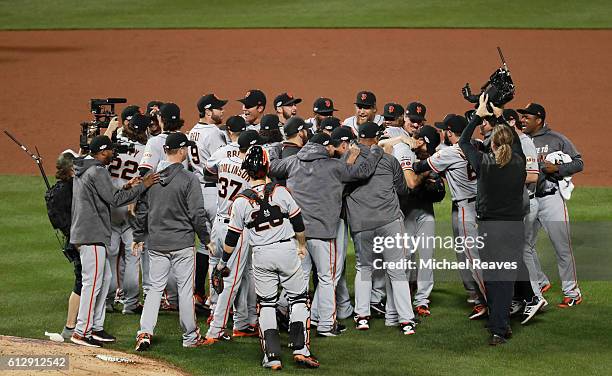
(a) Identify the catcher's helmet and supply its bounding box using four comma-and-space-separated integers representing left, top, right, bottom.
242, 145, 269, 179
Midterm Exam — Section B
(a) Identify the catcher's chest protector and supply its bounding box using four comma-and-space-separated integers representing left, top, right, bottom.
241, 183, 288, 230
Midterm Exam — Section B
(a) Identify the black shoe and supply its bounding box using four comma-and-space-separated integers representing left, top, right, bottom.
489, 334, 507, 346
521, 296, 546, 325
335, 322, 347, 333
71, 333, 103, 348
92, 330, 116, 343
400, 321, 416, 335
370, 301, 386, 316
317, 326, 343, 337
505, 326, 513, 339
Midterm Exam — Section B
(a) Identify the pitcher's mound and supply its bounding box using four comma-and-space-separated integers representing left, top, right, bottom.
0, 335, 188, 375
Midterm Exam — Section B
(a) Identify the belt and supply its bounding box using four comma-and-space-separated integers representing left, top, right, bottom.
217, 217, 230, 224
254, 238, 292, 247
535, 187, 557, 198
202, 182, 216, 188
452, 197, 476, 205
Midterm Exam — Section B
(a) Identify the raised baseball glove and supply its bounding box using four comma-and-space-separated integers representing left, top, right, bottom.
211, 264, 231, 294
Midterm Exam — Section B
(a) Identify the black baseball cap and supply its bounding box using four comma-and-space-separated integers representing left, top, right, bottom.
146, 100, 164, 115
313, 97, 337, 114
355, 91, 376, 108
238, 130, 266, 150
164, 132, 195, 150
226, 115, 247, 132
503, 109, 520, 122
274, 92, 302, 108
383, 103, 404, 120
330, 126, 356, 146
310, 132, 332, 146
260, 114, 281, 131
435, 114, 467, 134
159, 102, 180, 121
284, 116, 306, 137
517, 103, 546, 121
129, 113, 151, 131
321, 116, 341, 132
238, 89, 266, 108
121, 105, 140, 123
358, 121, 380, 139
197, 94, 227, 113
415, 125, 441, 155
406, 102, 427, 122
89, 135, 115, 153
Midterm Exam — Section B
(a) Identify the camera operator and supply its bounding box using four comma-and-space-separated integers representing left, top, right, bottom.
458, 93, 529, 346
70, 135, 158, 347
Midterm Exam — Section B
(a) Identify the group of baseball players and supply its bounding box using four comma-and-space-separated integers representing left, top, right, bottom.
63, 87, 583, 368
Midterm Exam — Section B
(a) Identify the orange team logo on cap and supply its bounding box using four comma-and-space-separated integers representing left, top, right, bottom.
287, 93, 293, 98
361, 93, 367, 101
325, 100, 331, 108
416, 106, 423, 114
388, 105, 395, 113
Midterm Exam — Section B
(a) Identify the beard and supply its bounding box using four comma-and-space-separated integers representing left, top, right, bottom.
211, 113, 223, 125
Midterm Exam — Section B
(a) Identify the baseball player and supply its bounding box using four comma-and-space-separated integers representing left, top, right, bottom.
145, 101, 164, 138
404, 102, 427, 136
70, 135, 157, 347
203, 129, 263, 344
305, 97, 338, 133
239, 89, 266, 131
319, 117, 342, 136
133, 132, 210, 350
346, 122, 415, 333
188, 93, 229, 309
281, 117, 309, 158
413, 115, 488, 319
139, 102, 188, 310
343, 91, 384, 134
274, 92, 301, 125
217, 145, 319, 369
388, 124, 444, 316
520, 103, 583, 307
107, 114, 150, 315
381, 103, 405, 138
260, 114, 284, 144
268, 132, 383, 336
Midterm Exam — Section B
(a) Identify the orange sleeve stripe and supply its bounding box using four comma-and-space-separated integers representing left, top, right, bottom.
427, 158, 440, 173
289, 208, 301, 218
228, 225, 242, 233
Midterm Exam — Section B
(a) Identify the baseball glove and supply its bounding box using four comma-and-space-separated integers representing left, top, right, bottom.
212, 265, 231, 294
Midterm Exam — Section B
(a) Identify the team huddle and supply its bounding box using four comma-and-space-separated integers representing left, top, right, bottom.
62, 88, 583, 369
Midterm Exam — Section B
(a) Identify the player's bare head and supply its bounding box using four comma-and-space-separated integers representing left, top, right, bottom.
413, 125, 441, 158
354, 91, 377, 125
274, 92, 301, 121
158, 103, 184, 132
518, 103, 546, 135
242, 145, 269, 180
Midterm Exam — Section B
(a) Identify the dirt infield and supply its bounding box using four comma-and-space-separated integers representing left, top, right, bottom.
0, 29, 609, 185
0, 335, 187, 375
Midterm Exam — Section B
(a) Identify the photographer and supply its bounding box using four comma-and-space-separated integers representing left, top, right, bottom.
458, 93, 529, 346
70, 135, 158, 347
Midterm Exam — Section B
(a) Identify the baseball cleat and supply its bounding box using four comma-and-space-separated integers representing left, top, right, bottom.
354, 316, 370, 330
335, 322, 347, 333
468, 304, 488, 320
161, 301, 178, 311
294, 354, 320, 368
201, 333, 231, 346
370, 301, 386, 315
135, 333, 152, 351
233, 324, 258, 337
558, 296, 583, 308
466, 293, 478, 304
540, 283, 552, 293
415, 305, 431, 317
184, 337, 215, 348
489, 334, 507, 346
122, 304, 144, 315
317, 326, 343, 337
521, 297, 546, 325
400, 321, 416, 335
71, 333, 103, 348
509, 300, 524, 316
92, 330, 116, 343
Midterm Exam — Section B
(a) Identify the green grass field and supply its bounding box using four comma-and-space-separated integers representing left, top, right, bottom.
1, 175, 611, 375
1, 0, 611, 30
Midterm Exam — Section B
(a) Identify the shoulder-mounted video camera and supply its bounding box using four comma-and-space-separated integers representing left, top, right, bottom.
462, 47, 515, 111
79, 98, 127, 152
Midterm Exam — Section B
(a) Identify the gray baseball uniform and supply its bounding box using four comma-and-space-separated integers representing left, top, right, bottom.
134, 163, 210, 346
342, 115, 384, 135
528, 126, 583, 299
392, 142, 436, 307
229, 184, 312, 364
205, 153, 256, 338
426, 144, 486, 303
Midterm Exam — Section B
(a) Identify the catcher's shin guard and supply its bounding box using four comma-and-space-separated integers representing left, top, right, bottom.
288, 322, 305, 350
263, 329, 282, 361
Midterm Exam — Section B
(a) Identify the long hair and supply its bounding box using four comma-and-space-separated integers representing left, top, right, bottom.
55, 152, 75, 181
491, 125, 513, 167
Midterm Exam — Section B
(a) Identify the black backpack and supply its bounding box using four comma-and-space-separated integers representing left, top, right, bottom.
45, 179, 73, 237
241, 183, 288, 231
